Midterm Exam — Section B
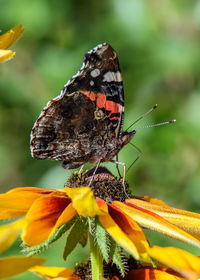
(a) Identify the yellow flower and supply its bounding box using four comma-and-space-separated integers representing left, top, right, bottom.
0, 24, 24, 63
0, 168, 200, 272
0, 181, 200, 264
0, 185, 148, 261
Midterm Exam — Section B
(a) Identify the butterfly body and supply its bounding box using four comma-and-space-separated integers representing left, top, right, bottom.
31, 43, 136, 170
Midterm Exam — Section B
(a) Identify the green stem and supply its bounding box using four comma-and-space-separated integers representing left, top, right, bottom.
88, 218, 104, 280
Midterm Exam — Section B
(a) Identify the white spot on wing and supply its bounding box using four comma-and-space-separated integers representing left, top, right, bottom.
90, 69, 100, 78
103, 71, 121, 82
90, 81, 94, 86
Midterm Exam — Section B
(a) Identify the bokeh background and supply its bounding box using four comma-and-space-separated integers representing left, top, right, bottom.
1, 0, 200, 279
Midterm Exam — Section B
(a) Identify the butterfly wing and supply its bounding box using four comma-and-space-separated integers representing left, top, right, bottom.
31, 43, 124, 166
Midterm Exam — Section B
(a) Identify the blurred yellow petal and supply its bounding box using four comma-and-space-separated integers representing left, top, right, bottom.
0, 218, 25, 254
0, 24, 24, 49
126, 197, 200, 240
30, 266, 74, 279
22, 194, 71, 246
65, 187, 105, 217
0, 187, 59, 219
148, 246, 200, 280
125, 268, 184, 280
113, 201, 200, 249
99, 213, 140, 260
0, 49, 15, 62
137, 196, 168, 206
0, 256, 45, 279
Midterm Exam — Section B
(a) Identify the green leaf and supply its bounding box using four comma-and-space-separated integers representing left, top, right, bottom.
95, 217, 109, 263
22, 216, 76, 256
63, 217, 88, 260
109, 236, 125, 276
79, 231, 88, 247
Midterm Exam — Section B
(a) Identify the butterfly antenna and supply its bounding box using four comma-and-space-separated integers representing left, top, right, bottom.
125, 104, 158, 132
135, 119, 176, 131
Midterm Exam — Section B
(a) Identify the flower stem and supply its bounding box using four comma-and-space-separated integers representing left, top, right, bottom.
88, 218, 103, 280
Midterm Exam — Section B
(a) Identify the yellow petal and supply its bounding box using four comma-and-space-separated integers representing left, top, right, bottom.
0, 49, 15, 62
0, 187, 58, 219
0, 24, 24, 49
99, 213, 140, 260
0, 218, 25, 254
49, 202, 77, 238
148, 246, 200, 280
96, 197, 108, 213
108, 204, 150, 262
0, 256, 45, 279
126, 197, 200, 240
22, 193, 72, 246
30, 266, 74, 279
65, 187, 105, 217
113, 201, 200, 249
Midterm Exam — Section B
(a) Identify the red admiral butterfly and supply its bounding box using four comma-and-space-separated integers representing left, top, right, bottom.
31, 43, 136, 182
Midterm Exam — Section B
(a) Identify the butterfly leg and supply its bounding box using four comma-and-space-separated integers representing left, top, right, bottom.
110, 160, 127, 194
88, 160, 101, 187
127, 143, 142, 174
116, 154, 121, 178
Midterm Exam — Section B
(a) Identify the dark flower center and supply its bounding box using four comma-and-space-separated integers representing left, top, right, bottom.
66, 166, 130, 202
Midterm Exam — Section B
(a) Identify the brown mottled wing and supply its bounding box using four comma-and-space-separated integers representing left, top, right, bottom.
30, 92, 113, 168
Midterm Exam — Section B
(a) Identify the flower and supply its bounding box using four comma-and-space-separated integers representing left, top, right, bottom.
1, 167, 200, 280
0, 168, 200, 265
0, 24, 24, 63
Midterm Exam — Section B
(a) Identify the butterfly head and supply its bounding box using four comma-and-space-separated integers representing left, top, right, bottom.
121, 130, 136, 147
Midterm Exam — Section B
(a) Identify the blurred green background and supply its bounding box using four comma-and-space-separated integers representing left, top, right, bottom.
1, 0, 200, 279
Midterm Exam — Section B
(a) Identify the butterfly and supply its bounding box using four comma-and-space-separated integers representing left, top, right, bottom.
30, 43, 136, 182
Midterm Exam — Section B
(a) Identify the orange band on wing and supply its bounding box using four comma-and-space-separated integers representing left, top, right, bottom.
109, 116, 118, 120
96, 93, 106, 108
105, 100, 121, 115
80, 90, 96, 101
80, 90, 121, 117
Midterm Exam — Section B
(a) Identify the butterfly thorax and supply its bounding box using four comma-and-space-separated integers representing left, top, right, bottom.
83, 129, 136, 165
